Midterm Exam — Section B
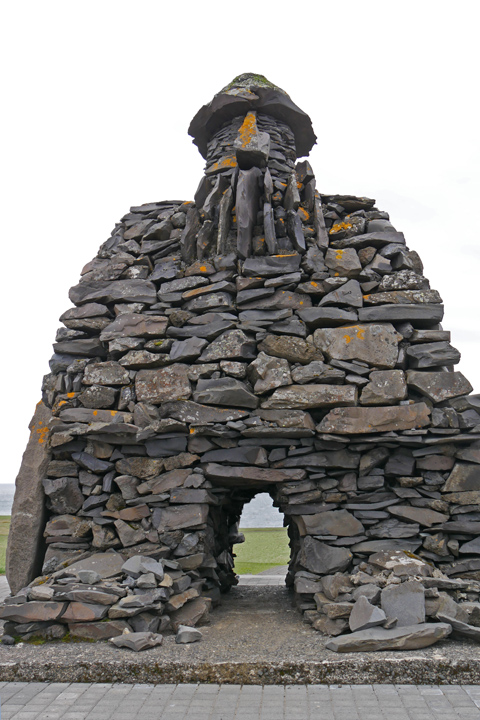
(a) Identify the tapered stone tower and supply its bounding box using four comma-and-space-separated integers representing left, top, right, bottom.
4, 74, 480, 650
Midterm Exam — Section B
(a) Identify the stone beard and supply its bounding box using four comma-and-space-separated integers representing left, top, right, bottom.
3, 74, 480, 652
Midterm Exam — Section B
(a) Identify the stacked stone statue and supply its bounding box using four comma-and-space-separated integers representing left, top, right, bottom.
4, 74, 480, 653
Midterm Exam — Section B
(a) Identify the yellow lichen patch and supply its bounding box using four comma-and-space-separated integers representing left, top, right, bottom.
33, 422, 49, 445
67, 392, 76, 399
93, 410, 98, 416
329, 222, 353, 235
57, 400, 67, 408
200, 266, 207, 272
189, 428, 195, 434
297, 182, 303, 190
211, 156, 237, 172
109, 410, 118, 416
335, 249, 344, 260
298, 208, 310, 222
342, 326, 366, 343
237, 112, 257, 148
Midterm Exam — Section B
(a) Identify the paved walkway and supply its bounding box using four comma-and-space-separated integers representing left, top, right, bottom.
1, 683, 480, 719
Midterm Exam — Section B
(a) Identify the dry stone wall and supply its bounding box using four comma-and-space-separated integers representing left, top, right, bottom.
4, 74, 480, 651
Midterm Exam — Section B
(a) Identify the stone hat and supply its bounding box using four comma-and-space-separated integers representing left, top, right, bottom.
188, 72, 317, 159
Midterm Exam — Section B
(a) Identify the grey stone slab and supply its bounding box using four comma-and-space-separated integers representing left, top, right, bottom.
325, 623, 451, 653
6, 402, 50, 594
358, 304, 444, 327
381, 581, 426, 626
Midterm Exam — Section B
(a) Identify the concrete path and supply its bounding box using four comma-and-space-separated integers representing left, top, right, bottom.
1, 683, 480, 719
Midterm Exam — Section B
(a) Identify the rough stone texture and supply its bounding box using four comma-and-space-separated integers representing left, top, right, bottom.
6, 402, 50, 594
314, 324, 400, 369
136, 365, 191, 403
381, 581, 426, 627
325, 623, 451, 653
317, 403, 431, 434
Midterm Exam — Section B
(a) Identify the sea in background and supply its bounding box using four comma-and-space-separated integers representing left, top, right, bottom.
0, 484, 15, 515
0, 485, 282, 527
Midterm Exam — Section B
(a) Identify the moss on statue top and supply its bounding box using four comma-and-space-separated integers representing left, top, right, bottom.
221, 73, 289, 97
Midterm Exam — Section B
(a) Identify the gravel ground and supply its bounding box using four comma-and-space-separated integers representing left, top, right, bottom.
1, 585, 480, 684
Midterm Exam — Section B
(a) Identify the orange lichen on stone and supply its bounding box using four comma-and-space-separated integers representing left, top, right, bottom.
210, 156, 237, 173
298, 208, 310, 222
33, 421, 49, 445
329, 222, 353, 235
67, 392, 76, 399
238, 112, 257, 148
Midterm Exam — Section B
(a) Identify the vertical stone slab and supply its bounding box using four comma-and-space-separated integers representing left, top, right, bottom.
6, 401, 51, 594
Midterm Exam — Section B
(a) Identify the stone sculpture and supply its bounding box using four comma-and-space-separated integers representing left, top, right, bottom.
4, 73, 480, 652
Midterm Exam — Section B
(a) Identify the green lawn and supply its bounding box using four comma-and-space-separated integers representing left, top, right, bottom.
0, 516, 10, 574
233, 527, 290, 575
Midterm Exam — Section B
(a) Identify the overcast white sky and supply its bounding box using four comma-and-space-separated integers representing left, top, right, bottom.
1, 0, 479, 484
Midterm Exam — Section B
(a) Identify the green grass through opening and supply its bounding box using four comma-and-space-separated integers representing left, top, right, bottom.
0, 516, 10, 574
234, 527, 289, 575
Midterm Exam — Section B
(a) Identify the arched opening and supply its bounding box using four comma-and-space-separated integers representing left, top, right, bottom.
234, 492, 289, 577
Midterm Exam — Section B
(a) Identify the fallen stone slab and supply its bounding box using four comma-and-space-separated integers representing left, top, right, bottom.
325, 622, 451, 653
436, 614, 480, 642
176, 625, 203, 644
110, 631, 164, 652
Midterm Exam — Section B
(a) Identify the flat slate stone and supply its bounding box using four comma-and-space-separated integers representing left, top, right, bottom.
193, 378, 259, 409
261, 384, 357, 410
436, 614, 480, 641
199, 329, 256, 362
388, 504, 449, 526
406, 370, 472, 402
297, 307, 358, 328
69, 280, 157, 306
314, 324, 400, 369
325, 622, 451, 653
136, 365, 191, 404
205, 463, 306, 487
110, 631, 164, 651
406, 342, 461, 368
291, 361, 345, 385
66, 552, 125, 579
442, 463, 480, 492
152, 504, 209, 532
299, 536, 352, 575
349, 596, 387, 632
358, 304, 444, 327
381, 580, 425, 626
158, 400, 248, 424
317, 403, 431, 434
258, 335, 324, 365
243, 255, 301, 276
83, 362, 130, 386
360, 370, 407, 405
301, 510, 364, 537
0, 601, 66, 624
100, 313, 168, 341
